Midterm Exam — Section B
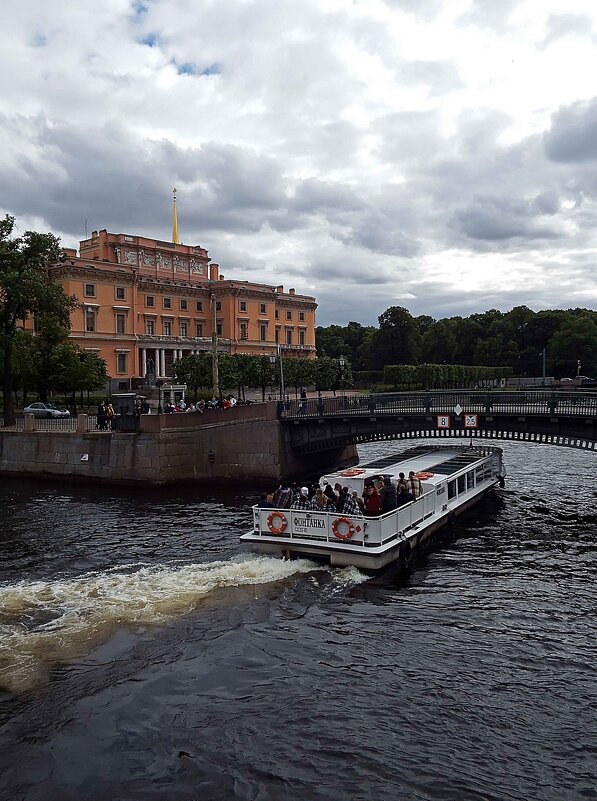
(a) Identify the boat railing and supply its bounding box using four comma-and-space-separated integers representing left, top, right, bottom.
252, 488, 438, 549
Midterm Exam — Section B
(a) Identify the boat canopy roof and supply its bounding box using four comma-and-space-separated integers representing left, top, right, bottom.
319, 444, 502, 491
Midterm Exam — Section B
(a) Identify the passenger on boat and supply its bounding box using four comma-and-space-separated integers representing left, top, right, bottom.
397, 487, 415, 507
354, 491, 365, 514
363, 485, 381, 516
291, 487, 311, 510
407, 471, 423, 498
323, 483, 337, 503
380, 476, 397, 512
341, 490, 363, 517
272, 482, 293, 508
310, 489, 337, 513
337, 486, 349, 511
396, 472, 407, 494
257, 492, 273, 508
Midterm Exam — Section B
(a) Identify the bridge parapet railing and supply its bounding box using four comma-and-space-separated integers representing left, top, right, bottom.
280, 390, 597, 419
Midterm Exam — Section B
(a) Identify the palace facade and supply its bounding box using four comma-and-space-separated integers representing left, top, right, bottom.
51, 228, 317, 389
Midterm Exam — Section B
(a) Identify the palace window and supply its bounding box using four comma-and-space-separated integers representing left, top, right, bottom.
260, 323, 267, 341
115, 287, 126, 301
240, 322, 248, 340
180, 299, 188, 310
115, 313, 126, 334
163, 321, 172, 336
260, 303, 267, 315
196, 322, 204, 337
275, 328, 280, 344
286, 329, 293, 345
85, 308, 96, 332
216, 323, 223, 336
180, 322, 188, 337
239, 301, 247, 312
216, 301, 222, 312
286, 310, 292, 321
299, 311, 305, 321
275, 309, 279, 320
163, 297, 172, 309
146, 295, 155, 307
299, 330, 305, 346
116, 353, 127, 373
196, 301, 203, 312
84, 283, 96, 297
146, 320, 155, 335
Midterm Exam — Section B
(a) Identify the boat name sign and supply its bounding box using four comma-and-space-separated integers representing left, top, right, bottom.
293, 514, 327, 534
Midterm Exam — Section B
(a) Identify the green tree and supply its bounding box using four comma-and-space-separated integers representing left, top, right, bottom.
549, 315, 597, 377
361, 306, 420, 370
172, 353, 213, 400
0, 215, 76, 425
56, 345, 108, 411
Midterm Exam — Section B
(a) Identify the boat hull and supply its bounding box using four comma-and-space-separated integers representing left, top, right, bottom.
242, 488, 494, 571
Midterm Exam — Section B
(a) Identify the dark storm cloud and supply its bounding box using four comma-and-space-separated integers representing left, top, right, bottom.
543, 98, 597, 163
0, 115, 295, 241
452, 195, 561, 243
337, 209, 421, 258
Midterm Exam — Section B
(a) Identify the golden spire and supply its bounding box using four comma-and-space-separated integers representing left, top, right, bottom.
172, 186, 179, 244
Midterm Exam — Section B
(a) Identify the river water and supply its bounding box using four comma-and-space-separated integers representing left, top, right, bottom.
0, 440, 595, 801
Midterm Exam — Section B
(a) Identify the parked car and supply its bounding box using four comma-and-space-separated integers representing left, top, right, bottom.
23, 402, 71, 418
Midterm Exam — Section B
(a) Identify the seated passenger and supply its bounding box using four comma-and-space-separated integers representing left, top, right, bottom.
380, 476, 397, 512
310, 489, 337, 513
341, 490, 363, 517
363, 485, 381, 516
291, 487, 311, 510
257, 492, 273, 508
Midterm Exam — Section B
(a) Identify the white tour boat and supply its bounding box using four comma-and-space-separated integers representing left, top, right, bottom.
240, 444, 505, 571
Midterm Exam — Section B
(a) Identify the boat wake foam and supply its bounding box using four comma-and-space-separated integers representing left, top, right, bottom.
0, 556, 365, 693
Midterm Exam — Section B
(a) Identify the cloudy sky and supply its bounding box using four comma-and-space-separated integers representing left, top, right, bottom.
2, 0, 597, 325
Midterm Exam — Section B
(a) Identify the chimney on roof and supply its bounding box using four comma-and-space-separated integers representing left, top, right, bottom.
209, 263, 219, 281
276, 285, 283, 292
289, 288, 295, 295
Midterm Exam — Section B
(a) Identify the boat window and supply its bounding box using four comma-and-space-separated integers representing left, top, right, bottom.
457, 475, 466, 494
448, 480, 456, 499
467, 470, 475, 489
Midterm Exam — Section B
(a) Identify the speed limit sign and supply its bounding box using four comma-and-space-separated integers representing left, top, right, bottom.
464, 414, 479, 428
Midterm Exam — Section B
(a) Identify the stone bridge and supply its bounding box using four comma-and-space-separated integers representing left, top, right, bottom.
279, 390, 597, 454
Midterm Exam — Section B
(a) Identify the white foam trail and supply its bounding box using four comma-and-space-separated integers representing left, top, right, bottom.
0, 556, 322, 693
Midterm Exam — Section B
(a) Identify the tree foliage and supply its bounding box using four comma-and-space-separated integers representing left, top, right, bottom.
317, 304, 597, 379
0, 215, 78, 424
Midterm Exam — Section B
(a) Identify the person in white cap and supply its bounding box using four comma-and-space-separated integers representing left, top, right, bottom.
291, 486, 312, 510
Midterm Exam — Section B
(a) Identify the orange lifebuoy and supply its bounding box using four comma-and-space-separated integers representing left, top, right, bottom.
416, 471, 434, 480
332, 517, 356, 541
340, 468, 366, 477
267, 511, 288, 535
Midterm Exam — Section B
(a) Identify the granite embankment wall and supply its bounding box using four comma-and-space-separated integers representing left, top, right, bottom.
0, 402, 357, 486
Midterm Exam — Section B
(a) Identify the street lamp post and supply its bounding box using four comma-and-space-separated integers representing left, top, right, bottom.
577, 359, 582, 377
269, 352, 276, 398
540, 348, 546, 386
156, 380, 164, 414
338, 355, 346, 393
210, 293, 220, 399
269, 345, 285, 401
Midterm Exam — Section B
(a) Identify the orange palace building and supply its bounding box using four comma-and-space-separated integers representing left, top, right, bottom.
53, 228, 317, 389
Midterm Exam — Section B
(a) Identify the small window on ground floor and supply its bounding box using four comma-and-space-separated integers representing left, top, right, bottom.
116, 353, 127, 373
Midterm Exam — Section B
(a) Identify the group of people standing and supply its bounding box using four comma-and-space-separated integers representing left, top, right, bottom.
258, 471, 424, 518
